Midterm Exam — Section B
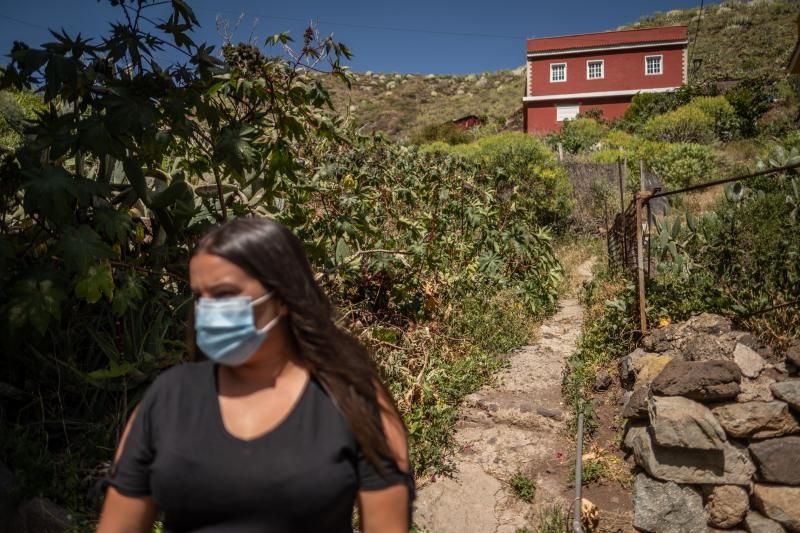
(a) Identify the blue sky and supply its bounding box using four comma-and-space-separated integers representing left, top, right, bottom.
0, 0, 716, 74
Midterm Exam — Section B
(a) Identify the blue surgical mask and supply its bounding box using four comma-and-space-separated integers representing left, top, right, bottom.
194, 292, 282, 366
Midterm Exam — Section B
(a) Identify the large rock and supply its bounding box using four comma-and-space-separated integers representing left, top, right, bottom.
593, 370, 612, 391
635, 355, 674, 386
651, 360, 741, 401
625, 425, 755, 485
648, 396, 727, 450
632, 473, 705, 533
785, 341, 800, 369
619, 348, 647, 389
752, 484, 800, 531
622, 386, 649, 419
712, 401, 800, 439
705, 485, 749, 529
18, 497, 73, 533
642, 326, 683, 353
686, 313, 732, 335
771, 381, 800, 412
744, 511, 787, 533
683, 333, 735, 362
739, 373, 779, 403
733, 332, 774, 361
749, 436, 800, 486
734, 343, 767, 378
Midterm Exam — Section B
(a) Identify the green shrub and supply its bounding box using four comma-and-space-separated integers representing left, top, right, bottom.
536, 505, 567, 533
0, 89, 42, 150
423, 133, 574, 228
410, 122, 472, 145
643, 105, 715, 143
588, 136, 717, 190
644, 141, 718, 188
509, 471, 536, 503
686, 96, 738, 140
558, 118, 608, 154
623, 91, 682, 131
622, 85, 705, 132
724, 75, 777, 137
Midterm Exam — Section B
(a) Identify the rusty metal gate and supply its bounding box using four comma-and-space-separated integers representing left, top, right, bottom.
606, 160, 800, 336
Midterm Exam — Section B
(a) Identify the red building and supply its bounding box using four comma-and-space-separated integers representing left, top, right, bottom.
452, 114, 485, 130
523, 26, 689, 133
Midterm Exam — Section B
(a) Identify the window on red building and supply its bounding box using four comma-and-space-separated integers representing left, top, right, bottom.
587, 60, 604, 80
645, 55, 663, 75
550, 63, 566, 82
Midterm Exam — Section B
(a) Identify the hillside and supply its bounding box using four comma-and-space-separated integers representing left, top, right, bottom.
324, 0, 799, 140
327, 68, 525, 141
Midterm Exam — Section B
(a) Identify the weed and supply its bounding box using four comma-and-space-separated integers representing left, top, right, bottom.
509, 471, 536, 503
536, 504, 567, 533
562, 268, 638, 433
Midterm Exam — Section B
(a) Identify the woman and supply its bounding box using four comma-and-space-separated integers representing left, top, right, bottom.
97, 217, 413, 532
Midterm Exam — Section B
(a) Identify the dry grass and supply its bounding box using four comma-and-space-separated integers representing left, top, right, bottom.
320, 69, 525, 141
554, 235, 605, 296
679, 183, 726, 213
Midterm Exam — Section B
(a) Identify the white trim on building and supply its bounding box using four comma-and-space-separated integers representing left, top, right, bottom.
522, 86, 679, 102
527, 40, 688, 59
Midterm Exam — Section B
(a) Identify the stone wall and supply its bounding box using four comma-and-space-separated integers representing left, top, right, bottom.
619, 313, 800, 532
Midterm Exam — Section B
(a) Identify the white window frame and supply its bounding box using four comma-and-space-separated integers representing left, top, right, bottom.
586, 60, 604, 80
550, 63, 567, 83
556, 104, 580, 122
645, 55, 663, 76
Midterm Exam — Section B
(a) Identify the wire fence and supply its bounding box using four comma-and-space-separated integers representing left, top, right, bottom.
606, 159, 800, 335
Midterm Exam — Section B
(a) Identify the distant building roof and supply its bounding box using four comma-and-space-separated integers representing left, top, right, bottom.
452, 114, 483, 123
527, 26, 689, 56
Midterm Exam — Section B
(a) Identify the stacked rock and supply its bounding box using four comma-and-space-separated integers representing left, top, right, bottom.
620, 313, 800, 532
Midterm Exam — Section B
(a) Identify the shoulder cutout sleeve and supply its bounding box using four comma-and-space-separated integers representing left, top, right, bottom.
355, 445, 410, 491
107, 371, 167, 497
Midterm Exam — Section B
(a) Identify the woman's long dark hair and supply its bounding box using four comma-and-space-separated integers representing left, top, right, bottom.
193, 217, 404, 472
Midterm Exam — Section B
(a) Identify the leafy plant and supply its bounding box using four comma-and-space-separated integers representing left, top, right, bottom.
643, 105, 715, 144
410, 122, 473, 145
509, 471, 536, 503
536, 504, 567, 533
558, 118, 608, 154
725, 75, 778, 137
422, 132, 574, 230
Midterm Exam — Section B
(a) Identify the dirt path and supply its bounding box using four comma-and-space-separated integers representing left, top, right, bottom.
414, 258, 596, 533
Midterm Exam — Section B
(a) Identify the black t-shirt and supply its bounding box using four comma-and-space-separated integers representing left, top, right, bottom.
108, 361, 411, 532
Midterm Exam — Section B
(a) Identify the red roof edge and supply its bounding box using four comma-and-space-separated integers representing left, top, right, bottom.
527, 26, 688, 54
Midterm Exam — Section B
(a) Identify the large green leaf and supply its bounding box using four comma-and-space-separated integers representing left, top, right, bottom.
111, 274, 145, 316
57, 225, 115, 273
22, 166, 107, 224
5, 278, 66, 335
74, 261, 114, 303
87, 360, 135, 380
335, 238, 350, 265
94, 206, 132, 243
214, 125, 257, 176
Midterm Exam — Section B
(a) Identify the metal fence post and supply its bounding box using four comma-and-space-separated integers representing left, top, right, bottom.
635, 192, 651, 335
618, 159, 627, 270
